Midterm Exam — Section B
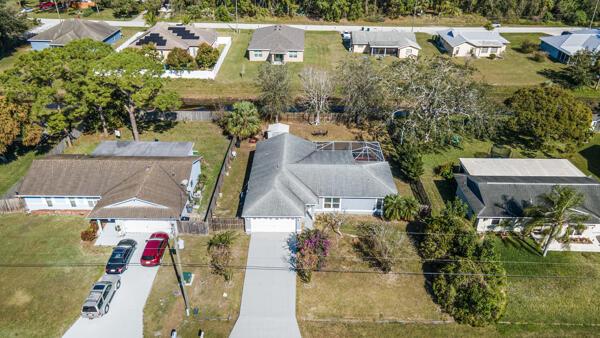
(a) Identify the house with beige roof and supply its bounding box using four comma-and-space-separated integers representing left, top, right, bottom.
247, 25, 305, 64
17, 142, 201, 244
129, 23, 218, 60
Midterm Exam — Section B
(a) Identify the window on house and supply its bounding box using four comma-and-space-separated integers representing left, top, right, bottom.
69, 198, 77, 207
491, 219, 500, 225
289, 51, 298, 58
481, 47, 489, 53
45, 197, 53, 207
253, 51, 262, 57
406, 48, 413, 55
88, 199, 97, 207
375, 198, 384, 210
490, 47, 498, 53
324, 197, 340, 209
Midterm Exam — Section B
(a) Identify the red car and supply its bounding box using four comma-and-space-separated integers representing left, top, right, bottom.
140, 232, 170, 267
38, 2, 56, 10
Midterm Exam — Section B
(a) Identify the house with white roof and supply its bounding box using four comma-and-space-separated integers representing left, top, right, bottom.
350, 30, 421, 58
455, 158, 600, 252
437, 29, 509, 58
540, 29, 600, 63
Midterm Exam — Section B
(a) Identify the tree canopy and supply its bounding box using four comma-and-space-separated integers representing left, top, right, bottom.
257, 63, 291, 122
0, 0, 29, 53
222, 101, 262, 140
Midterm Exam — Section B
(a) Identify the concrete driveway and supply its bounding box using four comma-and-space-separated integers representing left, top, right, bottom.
63, 233, 158, 338
230, 232, 301, 338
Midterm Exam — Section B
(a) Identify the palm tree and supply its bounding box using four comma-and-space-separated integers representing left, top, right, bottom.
383, 194, 420, 221
223, 101, 262, 141
523, 186, 588, 257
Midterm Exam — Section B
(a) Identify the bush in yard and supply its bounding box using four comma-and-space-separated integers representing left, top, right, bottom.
383, 194, 420, 221
520, 40, 538, 54
82, 8, 94, 17
195, 43, 220, 70
111, 0, 140, 18
531, 51, 546, 63
315, 212, 344, 237
165, 47, 196, 71
215, 5, 232, 21
435, 162, 455, 179
394, 141, 424, 182
207, 231, 238, 281
295, 229, 330, 283
564, 50, 600, 88
356, 222, 405, 273
80, 222, 99, 242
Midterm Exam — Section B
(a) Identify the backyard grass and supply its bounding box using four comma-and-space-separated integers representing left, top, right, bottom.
297, 217, 447, 322
213, 141, 254, 217
167, 30, 349, 101
143, 233, 249, 337
0, 45, 30, 73
114, 27, 146, 48
0, 150, 37, 195
0, 213, 111, 337
65, 121, 230, 216
28, 6, 127, 21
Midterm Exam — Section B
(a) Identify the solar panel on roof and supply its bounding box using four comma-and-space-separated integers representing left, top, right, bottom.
168, 26, 199, 40
136, 33, 168, 47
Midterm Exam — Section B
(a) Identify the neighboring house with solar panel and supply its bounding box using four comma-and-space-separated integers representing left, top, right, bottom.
241, 133, 397, 233
455, 158, 600, 252
28, 19, 121, 51
247, 25, 305, 64
129, 22, 218, 60
540, 29, 600, 63
436, 28, 509, 58
350, 30, 421, 58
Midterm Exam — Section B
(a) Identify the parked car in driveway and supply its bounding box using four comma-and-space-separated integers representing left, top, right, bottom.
140, 232, 170, 267
81, 274, 121, 319
105, 239, 137, 274
38, 1, 56, 10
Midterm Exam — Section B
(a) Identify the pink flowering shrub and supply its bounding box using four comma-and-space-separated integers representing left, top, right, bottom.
295, 229, 330, 283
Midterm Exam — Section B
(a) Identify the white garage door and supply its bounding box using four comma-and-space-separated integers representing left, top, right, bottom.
249, 218, 297, 233
119, 220, 173, 234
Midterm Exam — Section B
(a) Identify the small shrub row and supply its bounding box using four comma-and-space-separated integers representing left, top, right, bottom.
80, 222, 99, 242
165, 43, 220, 71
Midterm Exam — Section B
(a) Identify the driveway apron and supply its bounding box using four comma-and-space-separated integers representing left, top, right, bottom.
230, 232, 301, 338
63, 233, 158, 338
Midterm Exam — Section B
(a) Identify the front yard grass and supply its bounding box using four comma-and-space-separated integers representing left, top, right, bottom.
0, 150, 37, 195
0, 213, 111, 337
296, 218, 447, 323
143, 233, 249, 337
65, 121, 230, 217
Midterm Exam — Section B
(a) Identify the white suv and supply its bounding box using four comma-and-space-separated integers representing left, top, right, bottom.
81, 274, 121, 319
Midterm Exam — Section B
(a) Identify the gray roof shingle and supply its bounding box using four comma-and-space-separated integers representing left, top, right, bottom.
351, 30, 421, 49
242, 134, 397, 217
540, 29, 600, 56
92, 141, 194, 157
28, 19, 120, 46
247, 25, 304, 52
437, 29, 509, 48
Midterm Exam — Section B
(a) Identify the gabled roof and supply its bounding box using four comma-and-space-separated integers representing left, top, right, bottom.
351, 30, 421, 49
130, 22, 217, 51
17, 155, 199, 220
456, 174, 600, 223
247, 25, 304, 52
540, 29, 600, 56
92, 141, 194, 157
437, 29, 509, 48
242, 134, 397, 217
28, 19, 120, 46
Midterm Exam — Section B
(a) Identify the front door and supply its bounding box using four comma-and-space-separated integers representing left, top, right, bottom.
273, 54, 284, 64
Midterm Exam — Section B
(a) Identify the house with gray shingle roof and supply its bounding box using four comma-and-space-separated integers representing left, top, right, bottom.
17, 143, 202, 245
540, 29, 600, 63
455, 158, 600, 252
129, 22, 218, 60
350, 30, 421, 58
437, 28, 509, 58
247, 25, 304, 64
28, 19, 121, 51
241, 133, 397, 233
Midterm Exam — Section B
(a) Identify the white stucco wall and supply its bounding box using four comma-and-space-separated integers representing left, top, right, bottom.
398, 46, 419, 58
23, 196, 100, 211
448, 42, 507, 58
115, 219, 175, 234
283, 51, 303, 63
248, 49, 270, 61
314, 197, 381, 214
352, 44, 368, 53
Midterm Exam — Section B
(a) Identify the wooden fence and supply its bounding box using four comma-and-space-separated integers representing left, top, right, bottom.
177, 219, 209, 235
177, 217, 244, 235
210, 217, 245, 231
0, 198, 25, 214
204, 137, 236, 222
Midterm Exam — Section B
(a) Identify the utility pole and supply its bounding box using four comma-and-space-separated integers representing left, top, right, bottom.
590, 0, 599, 29
55, 1, 61, 20
168, 238, 190, 316
411, 0, 419, 33
235, 0, 239, 33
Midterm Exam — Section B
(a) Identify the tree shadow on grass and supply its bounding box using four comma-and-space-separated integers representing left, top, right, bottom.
538, 68, 572, 87
499, 234, 541, 257
235, 149, 254, 217
579, 145, 600, 177
433, 178, 457, 205
405, 220, 441, 305
138, 119, 178, 135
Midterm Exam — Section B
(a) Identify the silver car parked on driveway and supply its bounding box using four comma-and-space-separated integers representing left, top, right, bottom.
81, 274, 121, 319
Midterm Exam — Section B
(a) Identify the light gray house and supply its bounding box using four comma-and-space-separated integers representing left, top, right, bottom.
241, 133, 397, 233
540, 29, 600, 63
17, 144, 201, 244
28, 19, 121, 51
92, 141, 194, 157
350, 30, 421, 58
437, 29, 509, 58
455, 158, 600, 252
247, 25, 305, 64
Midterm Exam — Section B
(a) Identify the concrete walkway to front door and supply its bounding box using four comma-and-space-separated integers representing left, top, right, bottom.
230, 232, 301, 338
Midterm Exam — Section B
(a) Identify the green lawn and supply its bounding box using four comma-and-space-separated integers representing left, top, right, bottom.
143, 233, 249, 337
167, 30, 349, 101
0, 150, 38, 195
114, 27, 145, 49
0, 45, 30, 73
28, 6, 128, 21
65, 121, 230, 216
214, 141, 254, 217
0, 213, 111, 337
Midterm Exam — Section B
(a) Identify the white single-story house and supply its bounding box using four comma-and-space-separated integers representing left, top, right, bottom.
28, 19, 121, 51
455, 158, 600, 252
540, 29, 600, 63
266, 123, 289, 138
241, 133, 398, 233
128, 22, 218, 60
247, 25, 305, 64
350, 30, 421, 58
17, 142, 201, 244
437, 29, 509, 58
